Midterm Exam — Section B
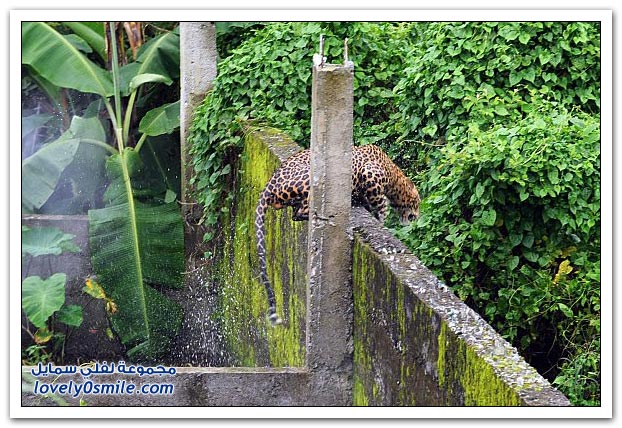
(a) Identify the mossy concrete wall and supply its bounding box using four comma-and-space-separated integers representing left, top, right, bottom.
212, 127, 307, 367
22, 128, 570, 406
213, 127, 569, 405
351, 210, 570, 406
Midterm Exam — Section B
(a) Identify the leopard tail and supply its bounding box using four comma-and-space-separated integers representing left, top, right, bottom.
255, 191, 282, 326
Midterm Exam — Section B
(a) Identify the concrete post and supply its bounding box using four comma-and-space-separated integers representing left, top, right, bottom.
173, 23, 219, 365
306, 47, 354, 404
179, 22, 217, 217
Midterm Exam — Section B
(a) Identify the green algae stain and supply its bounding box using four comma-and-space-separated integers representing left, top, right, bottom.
353, 374, 369, 406
214, 128, 306, 367
437, 322, 447, 388
435, 321, 522, 406
352, 240, 374, 406
461, 343, 522, 406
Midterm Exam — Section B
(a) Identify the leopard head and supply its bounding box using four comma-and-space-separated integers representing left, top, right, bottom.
394, 175, 421, 225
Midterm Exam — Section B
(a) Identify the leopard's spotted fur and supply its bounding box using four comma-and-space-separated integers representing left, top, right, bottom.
255, 145, 421, 325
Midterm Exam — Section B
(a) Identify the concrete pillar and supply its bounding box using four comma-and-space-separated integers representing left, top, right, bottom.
174, 23, 219, 365
179, 22, 217, 210
306, 48, 354, 404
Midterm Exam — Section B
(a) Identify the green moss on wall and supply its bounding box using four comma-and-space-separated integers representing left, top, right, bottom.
213, 128, 306, 367
433, 314, 523, 406
352, 240, 373, 406
352, 230, 530, 406
437, 322, 447, 388
461, 343, 522, 406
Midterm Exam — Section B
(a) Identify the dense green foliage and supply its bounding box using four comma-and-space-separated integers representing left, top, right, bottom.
393, 22, 600, 165
391, 22, 601, 406
21, 226, 83, 364
188, 22, 413, 227
189, 21, 602, 405
22, 22, 185, 360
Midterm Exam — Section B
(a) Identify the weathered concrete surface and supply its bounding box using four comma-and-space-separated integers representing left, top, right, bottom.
21, 366, 309, 406
180, 22, 217, 209
211, 128, 307, 367
351, 208, 571, 406
21, 215, 123, 363
22, 365, 353, 406
306, 61, 354, 404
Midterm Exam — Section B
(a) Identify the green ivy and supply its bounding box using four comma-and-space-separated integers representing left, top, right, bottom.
393, 22, 600, 174
394, 96, 601, 405
189, 21, 602, 405
187, 21, 415, 228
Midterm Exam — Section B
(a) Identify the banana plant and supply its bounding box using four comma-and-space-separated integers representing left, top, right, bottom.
22, 22, 184, 359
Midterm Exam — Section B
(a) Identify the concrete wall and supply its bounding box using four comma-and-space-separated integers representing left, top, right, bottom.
350, 211, 569, 406
213, 127, 569, 405
211, 127, 308, 367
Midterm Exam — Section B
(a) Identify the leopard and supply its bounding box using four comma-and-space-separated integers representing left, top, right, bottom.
255, 144, 421, 326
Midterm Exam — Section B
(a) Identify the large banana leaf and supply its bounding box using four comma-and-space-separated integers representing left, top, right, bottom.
88, 149, 184, 359
22, 22, 113, 97
135, 29, 180, 79
22, 116, 108, 212
139, 101, 180, 136
62, 22, 106, 62
119, 30, 179, 96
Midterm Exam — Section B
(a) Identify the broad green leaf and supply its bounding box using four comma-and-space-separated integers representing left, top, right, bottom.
22, 22, 113, 97
522, 234, 535, 248
63, 22, 106, 61
140, 136, 181, 200
22, 274, 66, 329
508, 256, 520, 271
494, 105, 510, 116
22, 226, 80, 257
139, 101, 180, 136
22, 116, 108, 212
509, 70, 522, 86
164, 189, 177, 203
22, 114, 53, 137
518, 32, 531, 44
88, 142, 184, 358
39, 138, 110, 215
557, 303, 574, 318
519, 189, 530, 202
89, 201, 184, 358
475, 182, 485, 199
22, 138, 80, 212
57, 304, 83, 327
27, 72, 63, 107
132, 30, 180, 81
102, 149, 144, 206
63, 34, 92, 54
548, 169, 560, 184
481, 209, 497, 226
129, 73, 173, 92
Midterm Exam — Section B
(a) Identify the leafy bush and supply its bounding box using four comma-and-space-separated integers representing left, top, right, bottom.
22, 22, 185, 360
188, 21, 415, 227
21, 226, 83, 364
395, 96, 600, 404
388, 22, 601, 405
393, 22, 600, 173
